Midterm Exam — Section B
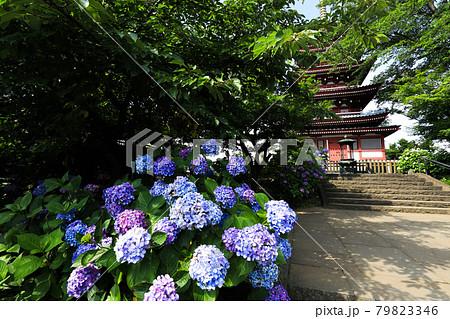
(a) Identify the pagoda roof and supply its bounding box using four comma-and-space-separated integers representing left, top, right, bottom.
314, 83, 381, 100
304, 62, 363, 75
311, 109, 390, 128
305, 125, 400, 137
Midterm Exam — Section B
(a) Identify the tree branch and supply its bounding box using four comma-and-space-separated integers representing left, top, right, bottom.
427, 1, 437, 14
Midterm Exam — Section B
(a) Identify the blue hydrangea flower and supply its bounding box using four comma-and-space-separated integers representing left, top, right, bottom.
251, 200, 262, 212
234, 183, 251, 201
201, 139, 220, 155
153, 217, 180, 245
232, 224, 277, 265
189, 245, 230, 290
222, 227, 240, 253
103, 182, 135, 218
265, 200, 297, 235
248, 262, 279, 289
114, 226, 151, 264
65, 220, 88, 247
150, 180, 168, 197
226, 156, 247, 176
163, 176, 197, 205
169, 192, 222, 230
153, 156, 176, 177
72, 244, 97, 264
32, 182, 47, 196
135, 154, 153, 174
276, 236, 292, 260
266, 284, 291, 301
190, 157, 209, 175
114, 209, 147, 235
143, 274, 179, 301
83, 184, 100, 192
214, 185, 237, 209
67, 263, 100, 299
56, 208, 76, 223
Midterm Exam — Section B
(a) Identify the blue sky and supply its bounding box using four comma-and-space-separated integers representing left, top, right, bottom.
290, 0, 322, 20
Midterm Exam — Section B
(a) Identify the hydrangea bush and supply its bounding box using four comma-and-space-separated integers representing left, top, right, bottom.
0, 144, 295, 301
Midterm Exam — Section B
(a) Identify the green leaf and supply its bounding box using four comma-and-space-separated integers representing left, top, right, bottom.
224, 256, 255, 287
159, 245, 178, 274
0, 260, 7, 280
151, 231, 167, 247
16, 233, 42, 251
126, 253, 159, 289
204, 178, 218, 195
6, 244, 20, 253
31, 272, 51, 300
76, 196, 89, 210
276, 249, 286, 264
148, 195, 166, 211
45, 201, 65, 214
0, 211, 16, 225
193, 284, 218, 301
10, 255, 42, 281
41, 228, 63, 252
108, 284, 121, 301
173, 271, 190, 293
255, 193, 269, 208
20, 192, 32, 210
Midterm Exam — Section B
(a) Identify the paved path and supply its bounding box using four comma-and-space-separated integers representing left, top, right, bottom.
286, 207, 450, 301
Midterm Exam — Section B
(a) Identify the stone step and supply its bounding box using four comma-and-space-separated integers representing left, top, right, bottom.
325, 184, 443, 191
329, 174, 421, 181
324, 188, 450, 196
328, 197, 450, 208
327, 180, 434, 187
327, 203, 450, 214
326, 191, 450, 202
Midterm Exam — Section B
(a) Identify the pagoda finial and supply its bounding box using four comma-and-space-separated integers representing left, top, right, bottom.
320, 1, 327, 20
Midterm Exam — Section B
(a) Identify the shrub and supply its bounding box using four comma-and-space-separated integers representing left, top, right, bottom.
0, 141, 293, 301
397, 148, 435, 173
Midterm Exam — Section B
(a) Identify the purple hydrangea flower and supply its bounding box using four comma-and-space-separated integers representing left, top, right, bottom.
169, 192, 222, 230
232, 224, 277, 265
135, 154, 153, 175
65, 220, 88, 247
201, 139, 220, 155
226, 156, 247, 176
32, 182, 47, 196
266, 284, 291, 301
143, 274, 179, 301
234, 183, 251, 201
67, 263, 100, 299
248, 262, 279, 289
163, 176, 197, 205
190, 157, 209, 175
103, 182, 135, 218
265, 200, 297, 235
214, 185, 237, 209
83, 184, 100, 192
114, 209, 147, 235
150, 180, 168, 197
114, 226, 151, 264
179, 148, 192, 160
222, 227, 240, 253
153, 217, 180, 245
189, 245, 230, 290
153, 156, 176, 177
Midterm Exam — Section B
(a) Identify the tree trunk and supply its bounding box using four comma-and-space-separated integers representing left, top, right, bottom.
427, 1, 437, 14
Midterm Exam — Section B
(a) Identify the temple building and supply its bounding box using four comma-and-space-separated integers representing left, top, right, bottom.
302, 57, 400, 162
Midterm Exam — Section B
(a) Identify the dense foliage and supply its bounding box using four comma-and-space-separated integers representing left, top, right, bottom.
0, 143, 299, 301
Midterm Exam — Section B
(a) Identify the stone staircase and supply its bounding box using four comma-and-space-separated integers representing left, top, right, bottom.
324, 174, 450, 214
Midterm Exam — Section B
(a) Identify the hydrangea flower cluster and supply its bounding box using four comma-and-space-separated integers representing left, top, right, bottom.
103, 182, 135, 218
114, 209, 147, 235
189, 245, 229, 290
234, 183, 251, 201
163, 176, 197, 205
265, 200, 297, 235
135, 154, 153, 174
65, 220, 88, 247
222, 227, 240, 253
225, 224, 278, 265
226, 156, 247, 176
153, 217, 180, 245
72, 244, 97, 264
276, 236, 292, 260
190, 157, 209, 175
214, 185, 237, 209
32, 182, 47, 196
83, 184, 100, 192
248, 262, 279, 289
179, 148, 192, 159
201, 139, 220, 155
114, 226, 151, 264
169, 192, 222, 230
265, 284, 291, 301
67, 263, 100, 298
150, 180, 168, 197
153, 156, 176, 177
143, 274, 179, 301
56, 208, 76, 223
